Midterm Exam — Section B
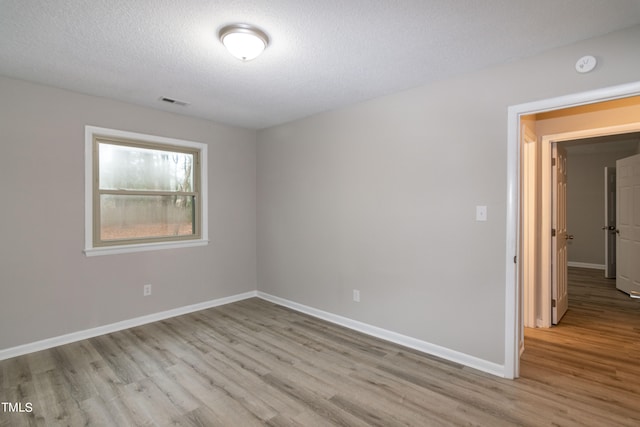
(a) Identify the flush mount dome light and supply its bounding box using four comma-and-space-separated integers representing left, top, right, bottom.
219, 24, 269, 61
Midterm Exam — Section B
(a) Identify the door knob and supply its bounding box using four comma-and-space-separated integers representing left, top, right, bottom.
566, 234, 574, 240
602, 226, 616, 231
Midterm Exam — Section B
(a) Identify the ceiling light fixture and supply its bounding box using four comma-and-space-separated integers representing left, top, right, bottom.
219, 24, 269, 61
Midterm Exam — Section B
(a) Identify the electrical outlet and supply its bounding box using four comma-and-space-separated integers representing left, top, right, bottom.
353, 289, 360, 302
144, 284, 152, 296
476, 205, 487, 221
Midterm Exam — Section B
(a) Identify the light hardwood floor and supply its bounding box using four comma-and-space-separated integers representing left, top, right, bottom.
1, 267, 639, 426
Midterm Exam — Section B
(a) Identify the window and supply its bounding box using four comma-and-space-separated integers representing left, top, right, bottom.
85, 126, 208, 256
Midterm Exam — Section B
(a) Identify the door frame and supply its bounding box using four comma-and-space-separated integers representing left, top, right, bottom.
521, 125, 538, 329
504, 80, 640, 379
538, 127, 640, 326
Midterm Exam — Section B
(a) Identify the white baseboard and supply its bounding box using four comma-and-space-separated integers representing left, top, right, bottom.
2, 290, 506, 379
568, 262, 605, 270
257, 292, 505, 378
0, 291, 258, 361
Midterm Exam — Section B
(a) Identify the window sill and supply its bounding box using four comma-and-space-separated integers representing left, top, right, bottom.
84, 239, 209, 257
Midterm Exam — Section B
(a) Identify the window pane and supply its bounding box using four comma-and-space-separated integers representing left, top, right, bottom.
100, 194, 195, 241
99, 143, 194, 192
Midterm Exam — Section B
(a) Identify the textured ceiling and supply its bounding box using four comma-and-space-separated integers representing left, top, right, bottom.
1, 0, 640, 129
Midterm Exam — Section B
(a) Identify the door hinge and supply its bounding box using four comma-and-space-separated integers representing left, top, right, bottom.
552, 157, 556, 167
513, 255, 517, 264
551, 228, 556, 237
552, 299, 556, 308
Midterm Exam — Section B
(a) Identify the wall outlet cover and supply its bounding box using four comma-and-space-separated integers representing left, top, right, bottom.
476, 205, 487, 221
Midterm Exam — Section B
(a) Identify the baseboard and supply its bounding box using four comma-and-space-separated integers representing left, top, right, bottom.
2, 290, 506, 378
0, 291, 258, 361
568, 262, 605, 270
257, 292, 505, 378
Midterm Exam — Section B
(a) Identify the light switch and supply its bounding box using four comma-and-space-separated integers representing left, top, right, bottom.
476, 205, 487, 221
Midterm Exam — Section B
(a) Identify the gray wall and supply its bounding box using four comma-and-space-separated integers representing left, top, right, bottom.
0, 77, 257, 350
257, 25, 640, 364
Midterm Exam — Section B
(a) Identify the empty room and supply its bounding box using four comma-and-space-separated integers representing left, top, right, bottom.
1, 1, 640, 425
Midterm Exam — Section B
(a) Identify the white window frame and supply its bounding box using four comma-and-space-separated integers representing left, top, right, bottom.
84, 126, 208, 256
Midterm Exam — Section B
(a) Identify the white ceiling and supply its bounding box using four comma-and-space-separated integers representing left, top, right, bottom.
2, 1, 640, 129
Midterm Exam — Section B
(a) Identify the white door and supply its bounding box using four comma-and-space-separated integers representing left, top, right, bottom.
604, 167, 616, 278
552, 144, 569, 324
616, 153, 640, 298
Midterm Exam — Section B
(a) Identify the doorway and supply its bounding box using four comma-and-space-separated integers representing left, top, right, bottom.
524, 127, 640, 329
504, 81, 640, 379
560, 134, 640, 277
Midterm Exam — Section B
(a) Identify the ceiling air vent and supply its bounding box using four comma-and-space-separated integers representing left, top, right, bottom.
159, 97, 189, 107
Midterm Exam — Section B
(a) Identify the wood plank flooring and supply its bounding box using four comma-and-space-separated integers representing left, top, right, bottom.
1, 267, 639, 426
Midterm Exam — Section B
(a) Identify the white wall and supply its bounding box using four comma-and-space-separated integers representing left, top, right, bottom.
257, 25, 640, 365
0, 77, 257, 350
